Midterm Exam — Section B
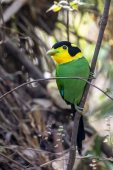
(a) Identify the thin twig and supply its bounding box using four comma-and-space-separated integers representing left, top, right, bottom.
40, 155, 113, 167
0, 77, 113, 101
66, 1, 111, 170
0, 110, 18, 128
67, 0, 69, 41
16, 150, 36, 168
0, 152, 27, 169
0, 3, 5, 44
0, 25, 28, 37
4, 146, 69, 155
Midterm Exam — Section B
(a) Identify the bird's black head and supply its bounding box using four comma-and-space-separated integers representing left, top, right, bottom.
52, 41, 81, 57
47, 41, 82, 65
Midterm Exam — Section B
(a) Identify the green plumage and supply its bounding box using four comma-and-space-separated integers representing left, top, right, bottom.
47, 41, 90, 155
56, 57, 90, 105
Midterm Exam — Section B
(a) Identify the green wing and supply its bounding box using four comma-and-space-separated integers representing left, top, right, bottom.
56, 57, 90, 105
56, 69, 63, 98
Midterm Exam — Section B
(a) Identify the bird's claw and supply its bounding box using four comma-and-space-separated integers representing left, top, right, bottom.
89, 72, 95, 79
75, 105, 84, 114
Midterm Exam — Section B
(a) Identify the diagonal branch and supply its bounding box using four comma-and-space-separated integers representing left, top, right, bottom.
66, 0, 111, 170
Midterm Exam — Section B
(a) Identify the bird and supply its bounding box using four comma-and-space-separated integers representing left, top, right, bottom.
46, 41, 90, 155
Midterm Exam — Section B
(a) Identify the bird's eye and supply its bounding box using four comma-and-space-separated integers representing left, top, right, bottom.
63, 46, 67, 50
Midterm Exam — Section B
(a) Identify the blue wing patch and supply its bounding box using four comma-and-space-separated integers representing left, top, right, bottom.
61, 87, 64, 98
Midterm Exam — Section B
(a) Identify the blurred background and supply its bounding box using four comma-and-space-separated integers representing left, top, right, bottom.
0, 0, 113, 169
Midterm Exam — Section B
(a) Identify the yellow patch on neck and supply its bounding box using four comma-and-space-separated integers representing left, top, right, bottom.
52, 52, 83, 65
71, 44, 77, 47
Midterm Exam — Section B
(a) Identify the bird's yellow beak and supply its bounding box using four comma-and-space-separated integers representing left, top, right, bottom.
46, 49, 60, 56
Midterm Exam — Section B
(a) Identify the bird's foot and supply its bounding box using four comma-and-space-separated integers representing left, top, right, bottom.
89, 72, 95, 79
75, 105, 84, 114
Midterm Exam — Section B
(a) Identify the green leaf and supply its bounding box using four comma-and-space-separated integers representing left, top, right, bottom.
107, 88, 111, 93
0, 146, 6, 153
11, 14, 15, 19
58, 127, 63, 134
46, 4, 62, 13
106, 135, 113, 147
70, 2, 78, 10
94, 135, 101, 156
106, 88, 113, 94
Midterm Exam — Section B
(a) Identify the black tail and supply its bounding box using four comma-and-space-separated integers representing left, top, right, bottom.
71, 104, 85, 155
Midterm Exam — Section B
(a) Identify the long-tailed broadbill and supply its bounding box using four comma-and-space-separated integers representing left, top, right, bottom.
47, 41, 90, 154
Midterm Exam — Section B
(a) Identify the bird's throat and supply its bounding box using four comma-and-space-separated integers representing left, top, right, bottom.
52, 52, 83, 65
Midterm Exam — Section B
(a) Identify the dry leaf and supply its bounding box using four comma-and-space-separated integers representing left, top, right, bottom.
23, 149, 36, 160
21, 123, 30, 135
28, 113, 35, 128
25, 135, 38, 148
32, 110, 42, 132
32, 99, 52, 108
32, 109, 46, 132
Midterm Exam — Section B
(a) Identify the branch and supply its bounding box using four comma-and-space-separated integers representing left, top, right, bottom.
67, 0, 69, 41
0, 0, 27, 25
40, 155, 113, 168
0, 3, 5, 44
0, 77, 113, 101
66, 0, 111, 170
0, 152, 27, 169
